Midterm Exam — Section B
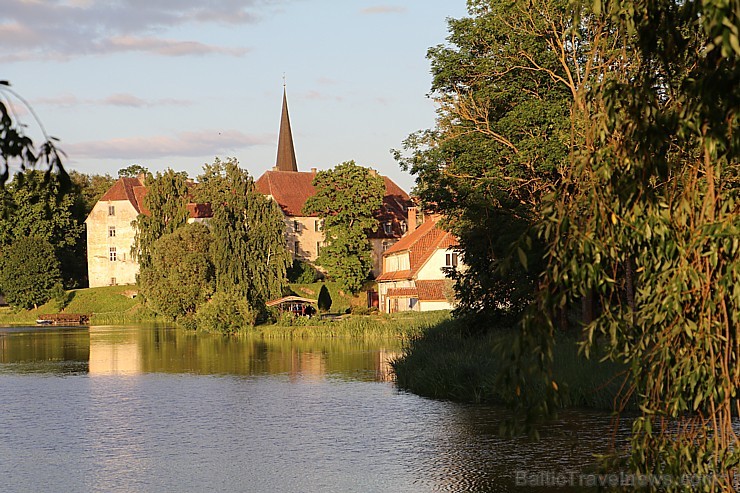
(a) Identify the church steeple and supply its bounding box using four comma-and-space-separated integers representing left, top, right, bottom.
275, 86, 298, 172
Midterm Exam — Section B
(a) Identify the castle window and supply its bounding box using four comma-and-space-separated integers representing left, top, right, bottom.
382, 241, 392, 252
315, 220, 322, 232
109, 247, 117, 262
294, 220, 300, 232
108, 226, 116, 237
108, 205, 115, 216
445, 252, 458, 267
110, 277, 117, 286
294, 241, 300, 254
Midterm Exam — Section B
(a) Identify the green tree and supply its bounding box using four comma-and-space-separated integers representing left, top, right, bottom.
0, 81, 66, 188
524, 0, 740, 488
0, 170, 86, 287
117, 164, 149, 179
0, 236, 62, 309
138, 222, 215, 321
197, 158, 291, 315
317, 284, 332, 312
69, 171, 116, 215
132, 168, 190, 270
393, 0, 598, 322
303, 161, 384, 294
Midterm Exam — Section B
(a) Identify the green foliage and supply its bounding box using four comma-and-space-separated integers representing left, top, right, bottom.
199, 158, 291, 314
303, 161, 384, 294
195, 291, 256, 334
286, 259, 320, 284
0, 170, 85, 287
69, 171, 116, 215
0, 237, 62, 309
0, 82, 66, 187
508, 0, 740, 488
117, 164, 149, 179
317, 284, 332, 312
139, 222, 215, 321
394, 0, 576, 320
132, 168, 190, 270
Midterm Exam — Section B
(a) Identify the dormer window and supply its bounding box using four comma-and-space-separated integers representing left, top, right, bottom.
383, 222, 392, 235
400, 221, 407, 234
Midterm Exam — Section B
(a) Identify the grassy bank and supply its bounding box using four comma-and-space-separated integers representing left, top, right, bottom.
391, 317, 631, 411
0, 285, 159, 325
248, 310, 451, 340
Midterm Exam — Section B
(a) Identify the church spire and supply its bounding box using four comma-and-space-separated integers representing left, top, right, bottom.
275, 85, 298, 172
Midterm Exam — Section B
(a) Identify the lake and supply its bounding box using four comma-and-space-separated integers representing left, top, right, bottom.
0, 325, 625, 492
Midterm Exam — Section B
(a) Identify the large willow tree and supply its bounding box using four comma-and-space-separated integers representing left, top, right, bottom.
520, 0, 740, 489
197, 158, 290, 315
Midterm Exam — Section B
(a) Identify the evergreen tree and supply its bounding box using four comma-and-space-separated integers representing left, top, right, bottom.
132, 169, 190, 270
0, 236, 62, 309
303, 161, 384, 294
197, 158, 291, 314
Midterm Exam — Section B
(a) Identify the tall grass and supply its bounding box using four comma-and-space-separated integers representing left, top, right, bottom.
246, 310, 451, 340
391, 318, 633, 411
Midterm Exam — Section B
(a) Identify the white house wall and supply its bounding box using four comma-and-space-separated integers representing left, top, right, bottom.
416, 249, 454, 280
86, 200, 140, 288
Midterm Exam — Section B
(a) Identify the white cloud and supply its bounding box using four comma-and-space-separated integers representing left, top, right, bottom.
33, 93, 193, 108
66, 130, 274, 159
360, 5, 407, 15
0, 0, 279, 62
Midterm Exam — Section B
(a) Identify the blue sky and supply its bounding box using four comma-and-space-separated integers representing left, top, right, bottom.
1, 0, 469, 193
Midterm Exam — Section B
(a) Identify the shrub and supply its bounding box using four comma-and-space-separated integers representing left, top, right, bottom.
195, 291, 256, 334
286, 259, 320, 284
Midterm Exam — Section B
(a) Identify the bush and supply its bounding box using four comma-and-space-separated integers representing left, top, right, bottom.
0, 237, 63, 310
286, 259, 320, 284
195, 291, 256, 333
317, 284, 332, 312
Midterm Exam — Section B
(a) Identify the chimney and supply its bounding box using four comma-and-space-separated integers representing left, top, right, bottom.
368, 168, 377, 177
311, 167, 317, 174
137, 172, 147, 185
407, 206, 417, 233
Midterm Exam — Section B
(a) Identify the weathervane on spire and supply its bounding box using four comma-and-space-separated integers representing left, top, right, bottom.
282, 73, 286, 88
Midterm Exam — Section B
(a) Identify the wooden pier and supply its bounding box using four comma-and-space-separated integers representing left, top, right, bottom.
36, 313, 89, 326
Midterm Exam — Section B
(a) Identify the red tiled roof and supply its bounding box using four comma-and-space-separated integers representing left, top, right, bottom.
382, 216, 459, 278
254, 170, 317, 216
187, 203, 213, 219
100, 177, 146, 213
386, 287, 418, 298
98, 177, 210, 219
415, 280, 448, 301
254, 170, 412, 230
375, 269, 413, 282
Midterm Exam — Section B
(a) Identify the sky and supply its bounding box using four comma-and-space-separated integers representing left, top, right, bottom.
1, 0, 470, 193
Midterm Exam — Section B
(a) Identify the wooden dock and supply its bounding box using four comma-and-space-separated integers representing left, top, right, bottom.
37, 313, 89, 325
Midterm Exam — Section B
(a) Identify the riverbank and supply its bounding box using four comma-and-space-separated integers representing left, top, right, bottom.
0, 285, 159, 325
391, 317, 632, 411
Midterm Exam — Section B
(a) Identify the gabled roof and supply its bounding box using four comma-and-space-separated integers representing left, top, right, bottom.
377, 216, 459, 281
96, 177, 210, 219
255, 170, 317, 216
99, 177, 146, 213
254, 169, 411, 226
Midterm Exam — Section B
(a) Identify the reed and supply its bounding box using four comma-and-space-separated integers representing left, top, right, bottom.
391, 318, 634, 411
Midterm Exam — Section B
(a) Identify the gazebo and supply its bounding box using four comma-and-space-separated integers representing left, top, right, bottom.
266, 296, 318, 317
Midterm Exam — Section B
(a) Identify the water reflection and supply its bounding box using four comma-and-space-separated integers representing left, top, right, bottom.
0, 325, 402, 381
0, 324, 624, 492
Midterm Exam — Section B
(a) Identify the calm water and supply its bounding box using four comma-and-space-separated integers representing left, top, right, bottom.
0, 325, 625, 492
